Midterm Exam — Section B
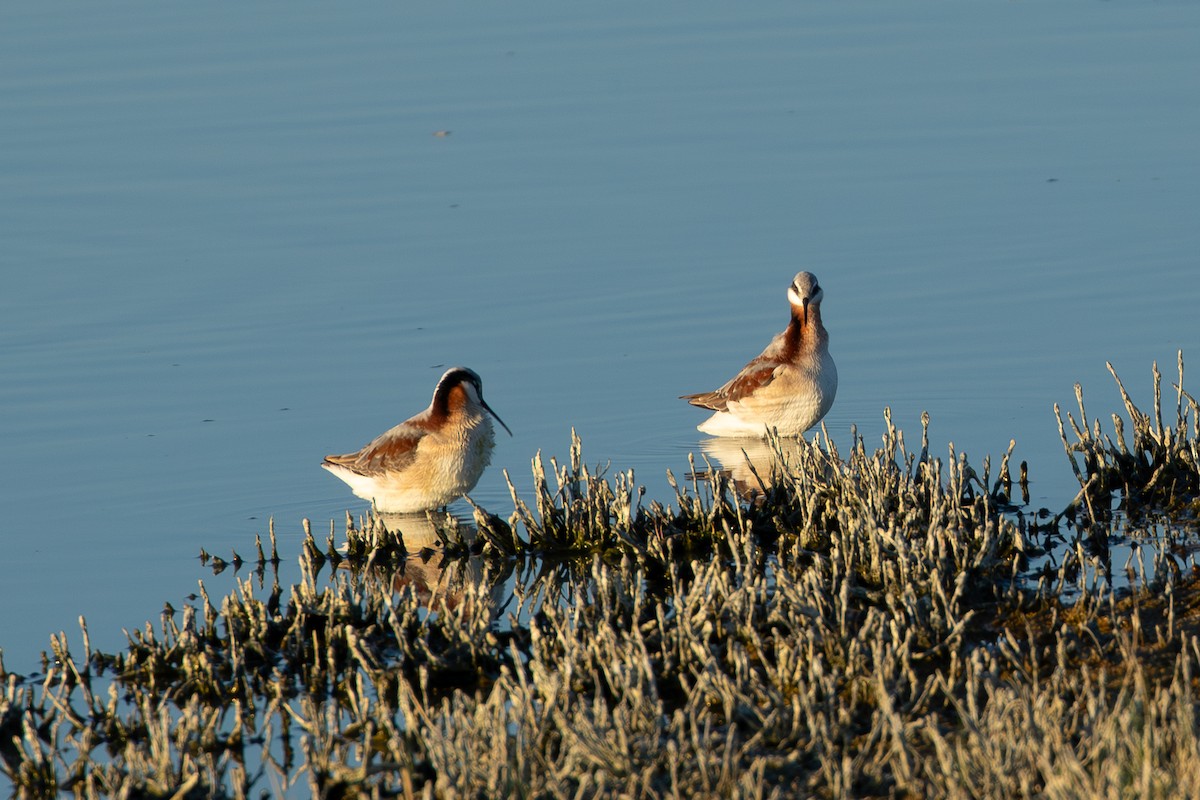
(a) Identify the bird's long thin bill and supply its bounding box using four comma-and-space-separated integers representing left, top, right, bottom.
483, 401, 513, 436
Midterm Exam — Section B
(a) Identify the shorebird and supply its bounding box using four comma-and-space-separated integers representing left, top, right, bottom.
682, 271, 837, 437
322, 367, 511, 513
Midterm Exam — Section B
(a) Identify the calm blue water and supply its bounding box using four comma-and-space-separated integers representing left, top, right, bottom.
2, 1, 1199, 673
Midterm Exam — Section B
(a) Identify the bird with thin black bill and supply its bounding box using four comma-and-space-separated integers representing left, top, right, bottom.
682, 271, 837, 437
322, 367, 511, 513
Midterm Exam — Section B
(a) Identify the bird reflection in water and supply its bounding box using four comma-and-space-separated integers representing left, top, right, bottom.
694, 435, 814, 502
344, 510, 510, 618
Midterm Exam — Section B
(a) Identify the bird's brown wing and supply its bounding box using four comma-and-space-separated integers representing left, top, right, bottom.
682, 359, 782, 411
323, 424, 425, 477
682, 329, 791, 411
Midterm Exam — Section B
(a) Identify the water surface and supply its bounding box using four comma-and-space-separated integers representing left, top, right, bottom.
2, 1, 1199, 671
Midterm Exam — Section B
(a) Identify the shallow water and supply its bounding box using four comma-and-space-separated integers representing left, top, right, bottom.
2, 1, 1199, 673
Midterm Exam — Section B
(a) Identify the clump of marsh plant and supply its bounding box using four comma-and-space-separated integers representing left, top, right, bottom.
1057, 351, 1200, 521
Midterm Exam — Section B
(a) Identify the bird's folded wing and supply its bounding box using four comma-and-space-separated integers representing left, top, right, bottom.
323, 426, 424, 476
682, 359, 782, 411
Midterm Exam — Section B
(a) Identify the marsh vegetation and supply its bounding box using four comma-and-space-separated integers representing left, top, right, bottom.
2, 357, 1199, 798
